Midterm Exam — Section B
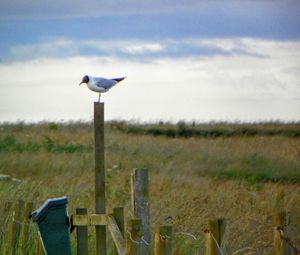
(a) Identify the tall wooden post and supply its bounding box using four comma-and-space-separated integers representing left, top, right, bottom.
94, 102, 106, 255
131, 168, 150, 255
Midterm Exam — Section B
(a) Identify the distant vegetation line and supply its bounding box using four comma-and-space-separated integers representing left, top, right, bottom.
108, 120, 300, 138
1, 120, 299, 138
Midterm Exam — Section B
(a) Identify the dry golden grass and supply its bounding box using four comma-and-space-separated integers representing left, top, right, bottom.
0, 122, 300, 254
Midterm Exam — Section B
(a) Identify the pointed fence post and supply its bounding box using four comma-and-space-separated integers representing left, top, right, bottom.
131, 168, 150, 255
154, 226, 172, 255
205, 218, 226, 255
94, 102, 106, 255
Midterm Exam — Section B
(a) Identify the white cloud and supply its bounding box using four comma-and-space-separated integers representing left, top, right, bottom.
192, 38, 300, 59
0, 38, 299, 122
84, 40, 164, 55
9, 38, 78, 61
123, 43, 164, 54
7, 39, 166, 61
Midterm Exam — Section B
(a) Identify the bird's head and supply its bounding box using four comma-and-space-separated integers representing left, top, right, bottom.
79, 75, 89, 85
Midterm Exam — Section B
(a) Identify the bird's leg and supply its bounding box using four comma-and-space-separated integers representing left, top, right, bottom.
98, 93, 101, 102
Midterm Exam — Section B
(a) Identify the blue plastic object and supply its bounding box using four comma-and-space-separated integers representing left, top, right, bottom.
31, 196, 72, 255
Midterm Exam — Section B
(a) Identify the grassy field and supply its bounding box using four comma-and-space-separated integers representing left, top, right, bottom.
0, 121, 300, 254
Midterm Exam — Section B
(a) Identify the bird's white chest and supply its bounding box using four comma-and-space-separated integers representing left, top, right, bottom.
87, 82, 107, 93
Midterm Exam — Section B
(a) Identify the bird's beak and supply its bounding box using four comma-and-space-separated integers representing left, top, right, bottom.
79, 81, 84, 86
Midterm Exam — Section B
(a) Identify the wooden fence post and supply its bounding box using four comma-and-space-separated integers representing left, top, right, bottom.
154, 226, 172, 255
94, 102, 106, 255
126, 219, 142, 255
205, 218, 226, 255
11, 200, 25, 255
20, 202, 34, 255
131, 168, 150, 254
113, 207, 125, 255
76, 208, 89, 255
272, 211, 292, 255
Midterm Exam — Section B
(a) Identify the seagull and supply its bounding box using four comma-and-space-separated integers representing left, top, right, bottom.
79, 75, 126, 102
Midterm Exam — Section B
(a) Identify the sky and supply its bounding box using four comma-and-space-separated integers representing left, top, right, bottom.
0, 0, 300, 123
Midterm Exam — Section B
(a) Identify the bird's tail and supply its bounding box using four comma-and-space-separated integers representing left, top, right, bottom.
112, 77, 126, 82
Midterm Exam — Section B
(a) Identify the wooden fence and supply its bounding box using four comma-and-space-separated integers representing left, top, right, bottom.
0, 170, 298, 254
0, 102, 298, 254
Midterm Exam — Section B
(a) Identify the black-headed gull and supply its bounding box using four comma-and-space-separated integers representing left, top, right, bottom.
79, 75, 126, 102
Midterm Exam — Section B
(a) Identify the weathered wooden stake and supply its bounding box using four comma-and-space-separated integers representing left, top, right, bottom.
94, 102, 106, 255
131, 168, 150, 255
205, 218, 226, 255
272, 211, 292, 255
20, 202, 34, 255
154, 226, 172, 255
11, 200, 25, 255
113, 207, 125, 255
76, 208, 89, 255
107, 214, 127, 255
126, 219, 142, 255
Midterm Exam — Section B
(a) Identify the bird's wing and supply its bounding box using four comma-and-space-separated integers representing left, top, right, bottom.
94, 77, 117, 89
112, 77, 126, 82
